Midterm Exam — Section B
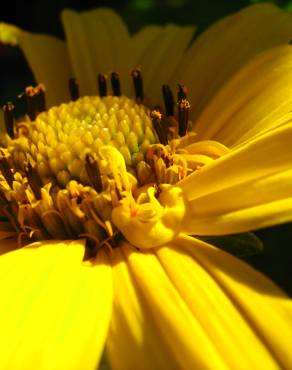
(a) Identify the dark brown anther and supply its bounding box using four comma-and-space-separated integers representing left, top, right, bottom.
98, 74, 107, 97
131, 68, 144, 102
36, 84, 46, 112
24, 84, 46, 121
151, 110, 168, 145
25, 162, 43, 200
177, 84, 188, 101
85, 154, 103, 193
25, 86, 38, 121
178, 99, 190, 137
3, 102, 15, 138
69, 78, 79, 101
162, 85, 174, 116
0, 151, 14, 189
111, 72, 121, 96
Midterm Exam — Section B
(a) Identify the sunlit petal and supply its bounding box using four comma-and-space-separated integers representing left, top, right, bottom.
180, 4, 292, 120
174, 234, 292, 368
109, 242, 229, 370
194, 45, 292, 146
0, 240, 112, 370
179, 123, 292, 234
106, 244, 179, 370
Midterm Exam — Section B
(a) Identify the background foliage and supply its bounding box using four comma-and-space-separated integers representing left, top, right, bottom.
0, 0, 291, 294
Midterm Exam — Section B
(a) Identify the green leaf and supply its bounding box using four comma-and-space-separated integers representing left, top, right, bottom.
197, 232, 263, 257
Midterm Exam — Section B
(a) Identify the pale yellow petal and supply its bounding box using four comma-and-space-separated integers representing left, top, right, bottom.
136, 24, 195, 103
179, 123, 292, 234
130, 25, 163, 98
0, 23, 72, 107
110, 242, 229, 370
131, 25, 163, 66
180, 4, 292, 121
106, 244, 179, 370
175, 234, 292, 368
61, 8, 131, 96
194, 45, 292, 146
0, 240, 112, 370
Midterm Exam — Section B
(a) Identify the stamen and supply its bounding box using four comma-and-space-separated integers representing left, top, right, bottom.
25, 86, 38, 121
98, 74, 107, 97
162, 85, 174, 116
0, 151, 14, 188
177, 84, 187, 101
25, 162, 43, 200
69, 78, 79, 101
111, 72, 121, 96
36, 84, 46, 112
3, 102, 15, 138
85, 154, 103, 192
151, 110, 168, 145
131, 68, 144, 102
177, 99, 190, 137
24, 84, 46, 121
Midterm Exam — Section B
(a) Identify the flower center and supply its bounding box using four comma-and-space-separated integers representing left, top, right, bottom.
0, 73, 229, 253
8, 95, 157, 186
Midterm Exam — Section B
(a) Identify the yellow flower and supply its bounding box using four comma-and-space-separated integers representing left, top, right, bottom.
0, 3, 292, 369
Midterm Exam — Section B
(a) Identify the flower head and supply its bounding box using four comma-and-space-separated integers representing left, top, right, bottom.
0, 4, 292, 370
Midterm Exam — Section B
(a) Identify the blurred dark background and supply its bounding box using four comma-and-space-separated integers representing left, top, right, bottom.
0, 0, 291, 294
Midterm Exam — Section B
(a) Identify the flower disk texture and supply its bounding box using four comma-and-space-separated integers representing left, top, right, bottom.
9, 95, 156, 186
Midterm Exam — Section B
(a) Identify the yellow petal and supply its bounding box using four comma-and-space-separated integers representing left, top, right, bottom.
107, 241, 229, 370
135, 24, 195, 102
185, 170, 292, 235
232, 111, 292, 150
106, 245, 180, 370
173, 234, 292, 368
179, 123, 292, 234
194, 45, 292, 146
180, 122, 292, 198
187, 198, 292, 235
0, 240, 112, 370
131, 25, 163, 67
180, 4, 292, 121
0, 23, 72, 107
61, 8, 131, 96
